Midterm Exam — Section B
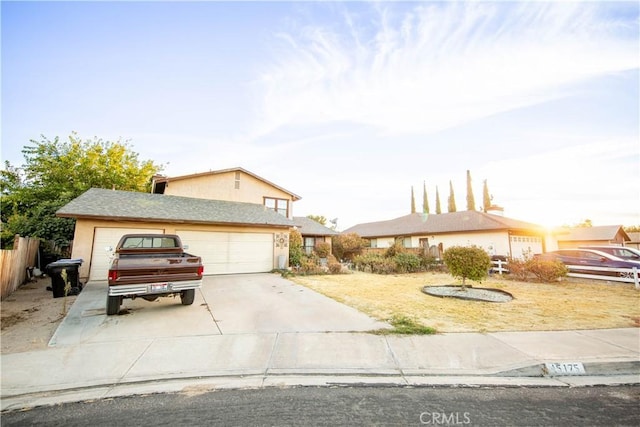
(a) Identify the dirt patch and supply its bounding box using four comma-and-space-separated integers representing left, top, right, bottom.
1, 277, 78, 354
291, 271, 640, 333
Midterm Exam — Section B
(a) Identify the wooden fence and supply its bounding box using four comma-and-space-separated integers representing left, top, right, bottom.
1, 236, 41, 300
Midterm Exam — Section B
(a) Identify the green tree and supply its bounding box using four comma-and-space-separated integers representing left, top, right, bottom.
443, 246, 491, 287
410, 186, 416, 213
447, 180, 457, 213
482, 179, 491, 212
466, 170, 476, 211
288, 228, 304, 267
435, 186, 442, 214
1, 133, 163, 247
422, 181, 429, 214
575, 219, 593, 227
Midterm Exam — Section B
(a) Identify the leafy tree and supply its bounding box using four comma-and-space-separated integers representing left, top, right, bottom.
575, 219, 593, 228
624, 225, 640, 232
422, 181, 429, 214
332, 233, 367, 261
447, 180, 457, 213
410, 186, 416, 213
466, 170, 476, 211
435, 186, 442, 214
288, 228, 304, 267
1, 133, 163, 248
482, 179, 491, 212
306, 215, 327, 225
443, 246, 491, 287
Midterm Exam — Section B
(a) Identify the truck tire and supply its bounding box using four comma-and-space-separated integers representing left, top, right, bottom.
106, 295, 122, 315
181, 289, 195, 305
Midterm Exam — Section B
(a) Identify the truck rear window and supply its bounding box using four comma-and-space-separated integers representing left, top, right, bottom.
122, 236, 179, 249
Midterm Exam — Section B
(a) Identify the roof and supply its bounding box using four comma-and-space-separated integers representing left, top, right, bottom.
342, 211, 544, 238
293, 216, 339, 236
57, 188, 295, 228
554, 225, 630, 242
152, 167, 302, 201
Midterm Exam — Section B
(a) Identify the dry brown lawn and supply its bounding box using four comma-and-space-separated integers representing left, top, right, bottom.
290, 271, 640, 333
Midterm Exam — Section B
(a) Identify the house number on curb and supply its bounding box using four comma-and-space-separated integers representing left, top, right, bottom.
543, 362, 586, 376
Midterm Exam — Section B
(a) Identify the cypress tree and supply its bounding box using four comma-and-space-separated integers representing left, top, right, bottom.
466, 170, 476, 211
448, 180, 457, 212
482, 179, 491, 212
411, 186, 416, 213
435, 186, 442, 214
422, 181, 430, 214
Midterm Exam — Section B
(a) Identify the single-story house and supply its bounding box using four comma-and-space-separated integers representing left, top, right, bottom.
57, 188, 295, 282
553, 225, 630, 249
342, 211, 547, 259
293, 216, 340, 254
626, 232, 640, 250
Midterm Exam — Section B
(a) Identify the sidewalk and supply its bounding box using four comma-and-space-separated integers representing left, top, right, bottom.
2, 277, 639, 411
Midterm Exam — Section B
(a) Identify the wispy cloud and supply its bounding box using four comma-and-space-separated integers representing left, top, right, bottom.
255, 1, 638, 138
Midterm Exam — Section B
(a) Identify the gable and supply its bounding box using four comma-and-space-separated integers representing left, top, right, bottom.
152, 167, 301, 205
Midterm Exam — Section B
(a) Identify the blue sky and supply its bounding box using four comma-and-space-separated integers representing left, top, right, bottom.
2, 1, 639, 230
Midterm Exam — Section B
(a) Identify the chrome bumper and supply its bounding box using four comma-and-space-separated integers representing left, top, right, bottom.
108, 279, 202, 296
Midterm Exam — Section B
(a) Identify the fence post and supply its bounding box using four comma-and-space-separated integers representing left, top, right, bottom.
634, 267, 639, 290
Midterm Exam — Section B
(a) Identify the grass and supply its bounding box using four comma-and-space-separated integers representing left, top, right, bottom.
289, 271, 640, 333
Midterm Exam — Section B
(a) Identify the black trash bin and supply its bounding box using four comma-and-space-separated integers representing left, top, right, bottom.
45, 259, 83, 298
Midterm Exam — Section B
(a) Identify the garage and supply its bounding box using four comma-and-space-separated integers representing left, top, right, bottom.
510, 235, 543, 259
177, 230, 274, 275
89, 227, 164, 281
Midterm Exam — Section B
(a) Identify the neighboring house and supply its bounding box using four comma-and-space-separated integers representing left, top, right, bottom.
152, 167, 301, 219
293, 216, 339, 255
342, 211, 546, 259
627, 232, 640, 250
553, 225, 630, 249
57, 186, 296, 282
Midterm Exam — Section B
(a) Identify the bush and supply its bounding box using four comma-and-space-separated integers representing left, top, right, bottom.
289, 229, 304, 267
332, 233, 367, 261
507, 257, 530, 281
384, 242, 406, 258
314, 242, 331, 258
328, 262, 343, 274
352, 253, 396, 274
526, 258, 568, 282
393, 252, 422, 273
443, 246, 492, 286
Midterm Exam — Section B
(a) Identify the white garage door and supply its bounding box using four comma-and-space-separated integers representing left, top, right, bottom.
177, 230, 274, 275
510, 235, 544, 259
90, 227, 164, 281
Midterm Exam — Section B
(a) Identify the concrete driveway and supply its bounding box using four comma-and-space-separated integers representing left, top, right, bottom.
50, 273, 390, 347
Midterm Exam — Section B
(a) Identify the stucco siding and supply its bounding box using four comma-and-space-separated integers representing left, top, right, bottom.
163, 171, 294, 214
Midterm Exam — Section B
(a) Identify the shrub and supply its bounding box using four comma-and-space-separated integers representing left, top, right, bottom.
314, 242, 331, 258
332, 233, 367, 261
526, 258, 568, 282
393, 252, 422, 273
384, 242, 406, 258
289, 229, 304, 267
443, 246, 492, 286
328, 262, 343, 274
352, 253, 396, 274
507, 257, 530, 281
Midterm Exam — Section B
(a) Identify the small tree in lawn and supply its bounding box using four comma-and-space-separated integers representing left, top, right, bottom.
443, 246, 491, 287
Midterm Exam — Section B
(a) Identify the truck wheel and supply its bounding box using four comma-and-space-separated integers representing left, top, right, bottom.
181, 289, 195, 305
106, 295, 122, 315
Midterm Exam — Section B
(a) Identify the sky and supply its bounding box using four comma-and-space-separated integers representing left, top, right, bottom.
2, 1, 639, 231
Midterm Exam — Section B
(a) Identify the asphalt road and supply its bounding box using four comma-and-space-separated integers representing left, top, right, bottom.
2, 385, 639, 426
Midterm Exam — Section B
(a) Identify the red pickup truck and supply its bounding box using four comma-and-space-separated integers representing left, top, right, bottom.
106, 234, 204, 315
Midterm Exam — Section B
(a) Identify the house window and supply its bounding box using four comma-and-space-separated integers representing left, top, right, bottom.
303, 237, 316, 255
264, 197, 289, 216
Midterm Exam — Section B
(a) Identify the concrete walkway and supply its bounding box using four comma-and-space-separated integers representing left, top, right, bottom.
1, 274, 639, 411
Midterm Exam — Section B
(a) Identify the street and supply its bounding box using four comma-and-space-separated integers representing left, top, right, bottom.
2, 385, 638, 426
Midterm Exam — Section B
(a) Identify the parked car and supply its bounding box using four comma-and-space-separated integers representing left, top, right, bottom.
578, 245, 640, 262
536, 249, 640, 279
